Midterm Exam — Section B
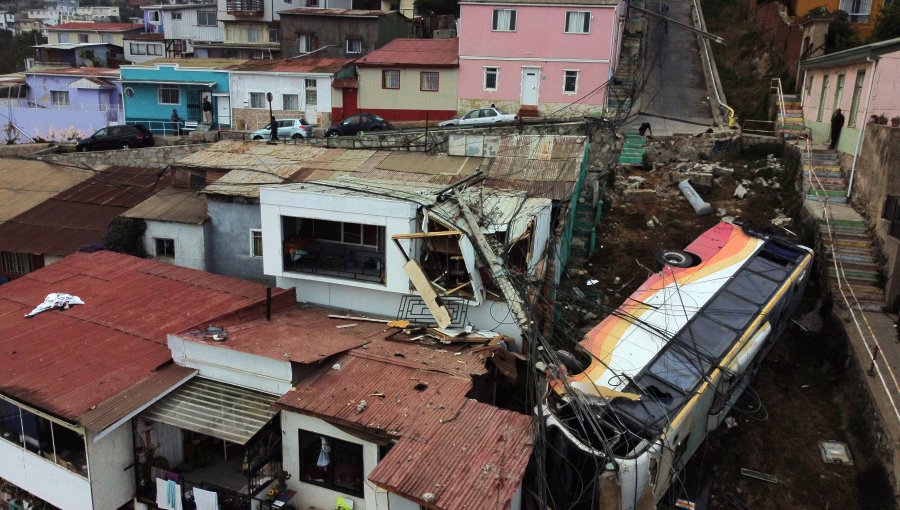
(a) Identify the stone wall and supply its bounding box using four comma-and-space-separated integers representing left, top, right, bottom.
33, 143, 214, 169
0, 143, 53, 158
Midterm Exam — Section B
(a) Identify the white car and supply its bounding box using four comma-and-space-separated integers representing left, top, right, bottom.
439, 107, 518, 127
251, 118, 311, 140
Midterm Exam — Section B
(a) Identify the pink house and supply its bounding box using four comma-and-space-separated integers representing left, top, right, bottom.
458, 0, 625, 117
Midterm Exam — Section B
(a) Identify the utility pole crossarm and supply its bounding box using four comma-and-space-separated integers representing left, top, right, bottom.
628, 3, 728, 45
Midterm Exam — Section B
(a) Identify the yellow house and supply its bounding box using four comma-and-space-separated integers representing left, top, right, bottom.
45, 22, 145, 46
789, 0, 886, 39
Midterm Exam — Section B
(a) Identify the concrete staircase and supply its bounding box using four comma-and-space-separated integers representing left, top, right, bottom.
803, 148, 847, 204
618, 131, 646, 166
606, 0, 644, 116
776, 94, 805, 139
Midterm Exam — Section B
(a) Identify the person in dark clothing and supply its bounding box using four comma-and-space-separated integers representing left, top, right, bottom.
829, 108, 845, 149
170, 109, 181, 135
269, 115, 279, 141
639, 122, 652, 137
202, 97, 212, 124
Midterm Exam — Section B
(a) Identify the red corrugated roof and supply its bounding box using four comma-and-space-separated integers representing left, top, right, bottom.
47, 22, 144, 31
0, 251, 283, 425
355, 38, 458, 68
27, 67, 120, 77
368, 400, 533, 510
0, 166, 170, 256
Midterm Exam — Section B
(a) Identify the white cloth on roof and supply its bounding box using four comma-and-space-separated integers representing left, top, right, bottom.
192, 488, 218, 510
24, 293, 84, 318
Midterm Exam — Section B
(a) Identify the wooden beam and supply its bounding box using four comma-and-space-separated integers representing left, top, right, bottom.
391, 230, 462, 240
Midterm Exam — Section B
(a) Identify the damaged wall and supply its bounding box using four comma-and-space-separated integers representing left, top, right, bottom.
34, 143, 213, 170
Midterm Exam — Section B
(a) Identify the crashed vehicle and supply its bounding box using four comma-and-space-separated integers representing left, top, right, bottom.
543, 221, 813, 508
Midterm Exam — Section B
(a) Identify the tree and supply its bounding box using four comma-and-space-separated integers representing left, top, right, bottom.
0, 30, 46, 74
825, 11, 863, 53
872, 1, 900, 42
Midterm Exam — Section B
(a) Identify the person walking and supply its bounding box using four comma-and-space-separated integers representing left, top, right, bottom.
202, 97, 213, 124
829, 108, 845, 150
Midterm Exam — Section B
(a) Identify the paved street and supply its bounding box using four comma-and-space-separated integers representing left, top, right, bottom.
627, 0, 717, 135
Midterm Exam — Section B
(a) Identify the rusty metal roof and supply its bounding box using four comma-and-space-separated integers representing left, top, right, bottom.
355, 38, 458, 68
0, 160, 93, 224
0, 165, 170, 256
368, 400, 534, 510
122, 186, 208, 224
279, 7, 391, 16
233, 57, 354, 74
177, 303, 382, 364
0, 251, 281, 425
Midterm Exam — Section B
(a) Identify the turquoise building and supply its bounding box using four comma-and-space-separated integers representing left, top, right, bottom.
120, 58, 247, 134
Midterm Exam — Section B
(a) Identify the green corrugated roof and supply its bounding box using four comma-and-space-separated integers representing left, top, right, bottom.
801, 36, 900, 69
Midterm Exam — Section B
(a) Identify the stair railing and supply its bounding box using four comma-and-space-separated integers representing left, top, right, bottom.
770, 77, 787, 125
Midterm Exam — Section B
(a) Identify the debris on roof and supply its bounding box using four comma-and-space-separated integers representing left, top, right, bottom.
24, 293, 84, 318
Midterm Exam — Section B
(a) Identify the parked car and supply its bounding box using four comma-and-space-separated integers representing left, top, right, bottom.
439, 107, 518, 127
252, 118, 312, 140
325, 113, 393, 137
75, 125, 154, 152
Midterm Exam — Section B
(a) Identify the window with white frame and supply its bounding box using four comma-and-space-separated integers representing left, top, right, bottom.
484, 67, 498, 90
100, 33, 113, 43
492, 9, 516, 31
77, 33, 89, 43
171, 12, 182, 19
305, 79, 317, 106
247, 25, 262, 42
283, 94, 299, 111
382, 69, 400, 89
565, 11, 590, 33
269, 27, 279, 43
250, 229, 263, 257
839, 0, 872, 22
563, 70, 579, 94
297, 34, 313, 53
155, 238, 175, 258
130, 42, 145, 55
197, 10, 216, 26
50, 91, 69, 106
250, 92, 266, 109
58, 33, 70, 43
346, 38, 362, 54
420, 71, 439, 92
158, 85, 180, 105
149, 43, 163, 56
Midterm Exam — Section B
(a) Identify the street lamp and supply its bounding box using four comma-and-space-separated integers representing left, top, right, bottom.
266, 92, 278, 142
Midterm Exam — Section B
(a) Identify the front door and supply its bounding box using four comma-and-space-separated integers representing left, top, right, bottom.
215, 95, 231, 128
342, 87, 358, 120
520, 67, 540, 106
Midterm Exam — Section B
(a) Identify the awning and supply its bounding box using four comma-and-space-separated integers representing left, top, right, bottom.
120, 80, 216, 87
141, 378, 279, 444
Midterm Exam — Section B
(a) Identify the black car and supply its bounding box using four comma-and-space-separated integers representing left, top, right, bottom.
325, 113, 393, 137
75, 125, 155, 152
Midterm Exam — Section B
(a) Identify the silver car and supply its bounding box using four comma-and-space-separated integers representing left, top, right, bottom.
439, 107, 518, 127
252, 118, 311, 140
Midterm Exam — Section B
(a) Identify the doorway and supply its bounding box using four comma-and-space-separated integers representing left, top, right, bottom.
520, 67, 540, 106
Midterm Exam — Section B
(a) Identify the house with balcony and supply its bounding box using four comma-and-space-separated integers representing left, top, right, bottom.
142, 2, 224, 57
0, 250, 277, 510
279, 8, 419, 60
354, 37, 458, 122
229, 57, 353, 129
36, 22, 144, 67
1, 67, 122, 142
120, 58, 246, 132
457, 0, 625, 117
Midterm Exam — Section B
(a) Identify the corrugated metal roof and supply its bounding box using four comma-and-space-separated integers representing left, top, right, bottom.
130, 57, 250, 69
122, 186, 208, 224
27, 67, 120, 77
141, 377, 279, 444
177, 303, 379, 364
0, 251, 284, 424
0, 160, 93, 224
279, 7, 390, 16
0, 165, 170, 256
79, 363, 196, 433
368, 400, 533, 510
233, 57, 354, 74
355, 38, 458, 68
124, 32, 165, 41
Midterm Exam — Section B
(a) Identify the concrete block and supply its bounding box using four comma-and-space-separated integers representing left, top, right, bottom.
623, 189, 656, 203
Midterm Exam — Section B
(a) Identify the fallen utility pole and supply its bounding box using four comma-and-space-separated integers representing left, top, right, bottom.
453, 189, 533, 339
628, 3, 728, 45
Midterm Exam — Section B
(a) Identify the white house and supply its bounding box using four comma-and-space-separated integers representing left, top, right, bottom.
142, 3, 224, 57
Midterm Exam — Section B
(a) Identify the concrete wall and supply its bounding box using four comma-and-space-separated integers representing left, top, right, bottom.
6, 106, 120, 143
86, 425, 134, 510
35, 143, 212, 169
207, 199, 272, 284
0, 143, 52, 157
849, 124, 900, 305
144, 220, 208, 270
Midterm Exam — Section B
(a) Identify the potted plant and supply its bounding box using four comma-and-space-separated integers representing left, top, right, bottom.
275, 469, 292, 490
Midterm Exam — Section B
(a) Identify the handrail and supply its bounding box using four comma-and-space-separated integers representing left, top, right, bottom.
691, 0, 735, 127
771, 77, 786, 124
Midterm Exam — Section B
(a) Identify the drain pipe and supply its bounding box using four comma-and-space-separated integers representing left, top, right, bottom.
846, 57, 878, 200
692, 0, 734, 127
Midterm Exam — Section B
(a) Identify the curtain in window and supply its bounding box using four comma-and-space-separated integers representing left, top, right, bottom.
420, 72, 438, 91
566, 11, 589, 32
493, 9, 515, 30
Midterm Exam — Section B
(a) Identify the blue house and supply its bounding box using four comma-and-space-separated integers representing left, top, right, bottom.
119, 58, 247, 134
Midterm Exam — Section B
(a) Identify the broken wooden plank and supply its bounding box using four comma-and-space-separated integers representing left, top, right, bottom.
740, 468, 779, 484
403, 259, 452, 328
327, 314, 391, 324
391, 230, 462, 240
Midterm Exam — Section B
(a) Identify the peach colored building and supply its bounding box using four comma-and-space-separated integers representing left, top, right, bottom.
800, 36, 900, 156
457, 0, 625, 117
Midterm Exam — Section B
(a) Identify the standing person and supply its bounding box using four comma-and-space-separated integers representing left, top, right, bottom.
829, 108, 845, 150
269, 115, 279, 141
202, 97, 212, 124
170, 109, 181, 135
